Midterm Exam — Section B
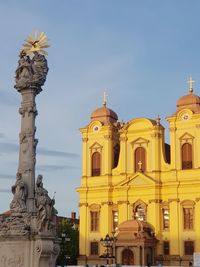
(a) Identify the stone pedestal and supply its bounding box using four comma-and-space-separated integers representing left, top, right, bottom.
0, 235, 59, 267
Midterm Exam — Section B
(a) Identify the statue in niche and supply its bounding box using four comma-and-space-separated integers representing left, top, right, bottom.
10, 172, 27, 213
35, 175, 57, 232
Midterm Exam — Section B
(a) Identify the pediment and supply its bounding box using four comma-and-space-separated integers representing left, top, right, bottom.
89, 142, 103, 149
179, 132, 194, 140
118, 172, 158, 187
131, 137, 149, 146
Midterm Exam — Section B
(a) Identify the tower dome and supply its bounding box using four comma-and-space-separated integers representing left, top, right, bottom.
91, 102, 118, 125
176, 77, 200, 114
176, 92, 200, 113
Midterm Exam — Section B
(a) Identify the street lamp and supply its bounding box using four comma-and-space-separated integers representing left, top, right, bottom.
100, 234, 116, 266
61, 232, 71, 267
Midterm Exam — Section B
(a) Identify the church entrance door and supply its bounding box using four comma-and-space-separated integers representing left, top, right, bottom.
122, 249, 134, 265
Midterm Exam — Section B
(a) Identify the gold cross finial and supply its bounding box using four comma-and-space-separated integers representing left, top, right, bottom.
156, 115, 160, 126
187, 76, 195, 93
103, 91, 108, 106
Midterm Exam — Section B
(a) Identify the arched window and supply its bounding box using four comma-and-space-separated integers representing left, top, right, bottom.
135, 147, 146, 172
162, 206, 169, 230
112, 210, 118, 231
113, 144, 120, 168
91, 152, 101, 176
134, 204, 146, 221
182, 143, 192, 169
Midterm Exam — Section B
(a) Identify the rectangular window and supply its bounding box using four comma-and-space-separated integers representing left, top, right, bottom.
163, 241, 170, 255
90, 211, 99, 231
112, 211, 118, 231
90, 241, 99, 255
182, 143, 192, 170
163, 208, 169, 230
183, 208, 193, 230
184, 241, 194, 255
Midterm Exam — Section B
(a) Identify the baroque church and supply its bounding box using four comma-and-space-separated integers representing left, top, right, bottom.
77, 80, 200, 266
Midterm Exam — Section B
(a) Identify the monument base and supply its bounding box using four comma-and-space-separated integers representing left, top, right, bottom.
0, 235, 59, 267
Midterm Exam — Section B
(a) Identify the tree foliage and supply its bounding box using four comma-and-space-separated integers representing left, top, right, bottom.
56, 219, 79, 266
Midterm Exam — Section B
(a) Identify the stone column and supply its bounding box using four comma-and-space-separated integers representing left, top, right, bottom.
17, 86, 40, 212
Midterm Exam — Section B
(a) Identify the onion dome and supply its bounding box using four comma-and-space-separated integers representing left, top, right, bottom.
91, 101, 118, 126
175, 77, 200, 114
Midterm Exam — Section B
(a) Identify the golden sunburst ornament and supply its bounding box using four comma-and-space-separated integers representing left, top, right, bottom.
22, 31, 50, 56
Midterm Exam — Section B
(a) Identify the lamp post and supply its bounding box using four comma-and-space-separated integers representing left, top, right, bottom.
61, 232, 71, 267
100, 234, 116, 266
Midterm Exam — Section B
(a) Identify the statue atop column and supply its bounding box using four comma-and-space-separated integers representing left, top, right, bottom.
0, 32, 57, 236
15, 32, 49, 93
0, 32, 60, 267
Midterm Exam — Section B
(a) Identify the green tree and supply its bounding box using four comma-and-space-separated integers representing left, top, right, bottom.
56, 219, 79, 266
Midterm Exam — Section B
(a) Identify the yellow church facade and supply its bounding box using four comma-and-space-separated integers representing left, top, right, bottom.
77, 83, 200, 266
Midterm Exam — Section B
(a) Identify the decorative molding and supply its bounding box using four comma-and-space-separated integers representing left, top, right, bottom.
82, 137, 88, 142
169, 127, 177, 132
168, 198, 180, 203
101, 201, 113, 206
89, 203, 101, 211
119, 136, 128, 142
150, 133, 162, 138
149, 199, 162, 204
104, 134, 112, 140
89, 142, 103, 151
195, 197, 200, 202
131, 137, 149, 146
79, 203, 88, 207
179, 132, 194, 141
180, 199, 195, 206
117, 200, 129, 205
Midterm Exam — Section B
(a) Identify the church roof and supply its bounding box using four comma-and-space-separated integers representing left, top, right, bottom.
118, 219, 152, 232
91, 103, 118, 125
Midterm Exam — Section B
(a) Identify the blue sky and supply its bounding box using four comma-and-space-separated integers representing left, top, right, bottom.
0, 1, 200, 216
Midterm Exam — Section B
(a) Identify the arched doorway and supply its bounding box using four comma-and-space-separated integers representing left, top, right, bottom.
122, 249, 134, 265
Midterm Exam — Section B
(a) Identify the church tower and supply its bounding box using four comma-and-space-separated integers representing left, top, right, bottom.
78, 97, 120, 264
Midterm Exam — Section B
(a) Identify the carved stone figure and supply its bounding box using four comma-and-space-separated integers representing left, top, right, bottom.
35, 175, 57, 232
15, 50, 48, 91
32, 52, 49, 87
15, 51, 33, 89
10, 173, 27, 213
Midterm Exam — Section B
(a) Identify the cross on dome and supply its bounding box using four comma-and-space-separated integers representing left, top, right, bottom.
103, 91, 108, 106
187, 76, 195, 93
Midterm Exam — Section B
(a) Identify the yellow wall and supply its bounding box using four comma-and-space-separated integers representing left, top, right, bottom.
77, 102, 200, 265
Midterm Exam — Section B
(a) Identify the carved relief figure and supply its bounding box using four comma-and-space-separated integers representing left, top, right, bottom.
10, 173, 27, 213
35, 175, 57, 232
